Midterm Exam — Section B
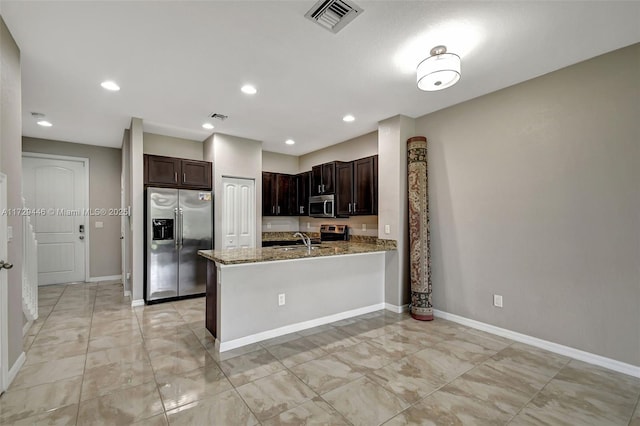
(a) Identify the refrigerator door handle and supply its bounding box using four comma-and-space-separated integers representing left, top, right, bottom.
174, 208, 179, 246
179, 208, 184, 246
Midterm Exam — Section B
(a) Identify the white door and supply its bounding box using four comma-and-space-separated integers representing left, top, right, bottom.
222, 177, 255, 249
22, 154, 88, 285
0, 173, 10, 393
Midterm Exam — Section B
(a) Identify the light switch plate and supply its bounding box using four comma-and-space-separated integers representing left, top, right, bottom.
384, 224, 390, 234
7, 226, 12, 242
267, 222, 272, 229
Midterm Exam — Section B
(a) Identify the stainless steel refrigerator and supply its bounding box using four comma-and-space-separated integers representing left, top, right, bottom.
145, 187, 212, 302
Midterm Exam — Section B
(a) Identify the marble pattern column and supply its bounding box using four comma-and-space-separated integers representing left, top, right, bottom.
407, 136, 433, 321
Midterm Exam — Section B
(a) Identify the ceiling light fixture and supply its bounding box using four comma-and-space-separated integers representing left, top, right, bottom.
37, 120, 53, 127
241, 84, 257, 95
202, 123, 214, 130
285, 139, 295, 145
100, 80, 120, 91
417, 45, 461, 91
342, 115, 355, 122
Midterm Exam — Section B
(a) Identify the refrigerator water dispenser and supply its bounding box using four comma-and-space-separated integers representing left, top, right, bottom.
152, 219, 174, 240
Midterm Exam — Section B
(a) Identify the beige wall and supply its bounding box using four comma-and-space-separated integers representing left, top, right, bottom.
416, 43, 640, 366
262, 151, 299, 174
143, 132, 203, 161
299, 131, 378, 172
204, 133, 262, 250
1, 15, 24, 369
22, 137, 123, 278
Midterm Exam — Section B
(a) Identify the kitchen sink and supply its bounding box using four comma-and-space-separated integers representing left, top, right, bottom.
277, 246, 321, 251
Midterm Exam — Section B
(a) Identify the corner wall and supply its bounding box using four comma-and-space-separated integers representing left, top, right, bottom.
417, 43, 640, 366
204, 133, 262, 250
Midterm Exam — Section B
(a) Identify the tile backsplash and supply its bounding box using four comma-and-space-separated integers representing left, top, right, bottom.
262, 216, 378, 237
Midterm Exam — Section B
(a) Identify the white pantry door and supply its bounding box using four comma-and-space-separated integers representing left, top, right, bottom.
222, 177, 255, 249
22, 154, 88, 285
0, 173, 10, 393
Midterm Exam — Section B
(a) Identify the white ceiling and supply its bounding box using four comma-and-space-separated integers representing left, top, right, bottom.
2, 1, 639, 155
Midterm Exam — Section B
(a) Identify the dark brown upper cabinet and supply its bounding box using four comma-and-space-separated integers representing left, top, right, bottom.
353, 155, 377, 215
295, 171, 311, 216
335, 162, 353, 216
311, 162, 336, 196
334, 155, 378, 217
144, 155, 212, 189
262, 172, 296, 216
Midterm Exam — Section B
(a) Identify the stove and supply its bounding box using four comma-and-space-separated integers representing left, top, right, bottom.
320, 224, 349, 241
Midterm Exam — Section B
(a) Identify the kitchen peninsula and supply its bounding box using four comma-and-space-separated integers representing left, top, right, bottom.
199, 239, 396, 352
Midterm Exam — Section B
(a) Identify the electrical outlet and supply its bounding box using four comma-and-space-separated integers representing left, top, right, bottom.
267, 222, 272, 229
95, 221, 104, 228
362, 223, 366, 231
384, 224, 391, 234
278, 293, 286, 306
307, 222, 310, 229
493, 294, 503, 308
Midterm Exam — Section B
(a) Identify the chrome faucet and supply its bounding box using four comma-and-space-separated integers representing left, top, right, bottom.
293, 232, 311, 249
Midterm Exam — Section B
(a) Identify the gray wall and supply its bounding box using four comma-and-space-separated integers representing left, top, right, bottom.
1, 15, 24, 368
416, 43, 640, 366
22, 137, 123, 278
143, 132, 203, 161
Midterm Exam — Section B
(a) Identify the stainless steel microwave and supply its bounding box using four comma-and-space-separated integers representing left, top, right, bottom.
309, 194, 335, 218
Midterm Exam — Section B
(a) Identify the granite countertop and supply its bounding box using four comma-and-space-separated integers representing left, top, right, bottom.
198, 240, 396, 265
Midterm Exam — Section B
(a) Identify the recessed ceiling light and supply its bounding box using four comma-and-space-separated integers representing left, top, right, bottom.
100, 80, 120, 91
343, 114, 355, 122
241, 84, 257, 95
37, 120, 52, 127
285, 139, 295, 145
202, 123, 214, 130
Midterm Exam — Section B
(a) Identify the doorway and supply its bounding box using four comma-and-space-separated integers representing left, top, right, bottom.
221, 177, 256, 249
22, 153, 89, 285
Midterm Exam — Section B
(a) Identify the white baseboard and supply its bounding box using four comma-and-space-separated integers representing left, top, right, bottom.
87, 275, 122, 283
131, 299, 145, 307
6, 352, 26, 388
22, 320, 32, 336
433, 309, 640, 379
218, 303, 385, 352
384, 303, 409, 313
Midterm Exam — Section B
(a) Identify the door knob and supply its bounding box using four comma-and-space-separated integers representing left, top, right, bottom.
0, 260, 13, 270
79, 235, 85, 240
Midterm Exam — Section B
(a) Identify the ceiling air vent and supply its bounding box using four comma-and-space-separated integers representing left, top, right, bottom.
305, 0, 363, 34
209, 113, 228, 121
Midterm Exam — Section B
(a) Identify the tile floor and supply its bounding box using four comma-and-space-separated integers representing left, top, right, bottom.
1, 281, 639, 425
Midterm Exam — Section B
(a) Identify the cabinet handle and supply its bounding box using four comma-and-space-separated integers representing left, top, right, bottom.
353, 202, 357, 212
272, 206, 275, 214
322, 184, 325, 192
183, 173, 186, 182
277, 206, 280, 214
318, 185, 321, 194
174, 172, 178, 182
300, 206, 304, 214
348, 203, 351, 213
